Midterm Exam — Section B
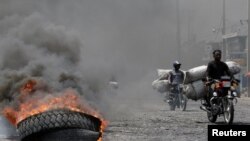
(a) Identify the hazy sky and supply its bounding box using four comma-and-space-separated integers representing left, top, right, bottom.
180, 0, 248, 41
0, 0, 248, 73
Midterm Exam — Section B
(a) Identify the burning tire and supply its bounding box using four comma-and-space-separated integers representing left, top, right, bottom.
17, 109, 102, 141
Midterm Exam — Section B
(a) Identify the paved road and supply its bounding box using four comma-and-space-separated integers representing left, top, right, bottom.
103, 97, 250, 141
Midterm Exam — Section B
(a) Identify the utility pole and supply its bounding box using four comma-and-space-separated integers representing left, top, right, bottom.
176, 0, 181, 61
248, 0, 250, 97
222, 0, 226, 61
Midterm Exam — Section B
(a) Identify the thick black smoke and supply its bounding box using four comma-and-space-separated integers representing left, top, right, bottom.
0, 13, 108, 112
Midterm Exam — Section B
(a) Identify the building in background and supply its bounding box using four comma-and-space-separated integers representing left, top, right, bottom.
223, 33, 248, 92
205, 33, 247, 93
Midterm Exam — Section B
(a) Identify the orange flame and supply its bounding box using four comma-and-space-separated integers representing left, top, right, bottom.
2, 79, 108, 140
19, 80, 37, 100
98, 120, 109, 141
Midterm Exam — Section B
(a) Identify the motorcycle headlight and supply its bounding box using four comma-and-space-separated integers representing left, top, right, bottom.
213, 92, 217, 97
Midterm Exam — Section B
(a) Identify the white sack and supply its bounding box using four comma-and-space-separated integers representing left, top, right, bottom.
184, 61, 241, 84
152, 69, 187, 93
183, 80, 206, 100
152, 79, 170, 93
157, 69, 172, 80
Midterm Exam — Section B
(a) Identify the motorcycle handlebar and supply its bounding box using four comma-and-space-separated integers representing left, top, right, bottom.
204, 78, 240, 86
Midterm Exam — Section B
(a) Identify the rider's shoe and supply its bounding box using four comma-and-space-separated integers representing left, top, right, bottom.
200, 105, 211, 111
206, 106, 211, 111
202, 102, 211, 110
202, 103, 209, 107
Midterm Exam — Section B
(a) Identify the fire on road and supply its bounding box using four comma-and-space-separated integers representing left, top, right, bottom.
1, 97, 250, 141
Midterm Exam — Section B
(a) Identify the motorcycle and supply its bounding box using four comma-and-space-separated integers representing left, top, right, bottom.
200, 76, 239, 125
168, 83, 188, 111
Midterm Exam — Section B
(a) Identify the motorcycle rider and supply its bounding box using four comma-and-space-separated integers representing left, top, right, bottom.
167, 61, 185, 105
169, 61, 185, 85
204, 49, 234, 107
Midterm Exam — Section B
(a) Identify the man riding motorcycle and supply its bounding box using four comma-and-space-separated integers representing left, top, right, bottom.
169, 61, 185, 86
204, 49, 234, 108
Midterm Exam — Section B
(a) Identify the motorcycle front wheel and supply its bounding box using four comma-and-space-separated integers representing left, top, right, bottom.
207, 111, 217, 123
224, 99, 234, 125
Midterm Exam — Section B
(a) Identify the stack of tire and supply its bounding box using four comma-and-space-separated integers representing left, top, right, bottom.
17, 109, 102, 141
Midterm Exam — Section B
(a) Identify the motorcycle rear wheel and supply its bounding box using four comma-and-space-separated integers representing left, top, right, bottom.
168, 94, 177, 111
224, 99, 234, 125
170, 104, 175, 111
180, 94, 187, 111
169, 100, 176, 111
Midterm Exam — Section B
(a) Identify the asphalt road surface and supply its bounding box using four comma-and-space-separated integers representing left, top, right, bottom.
1, 97, 250, 141
103, 97, 250, 141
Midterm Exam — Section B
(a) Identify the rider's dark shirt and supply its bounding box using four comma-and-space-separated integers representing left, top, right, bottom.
206, 60, 231, 80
